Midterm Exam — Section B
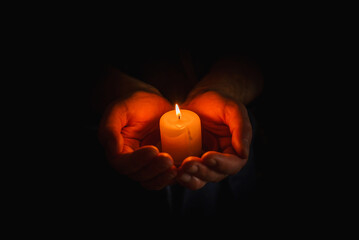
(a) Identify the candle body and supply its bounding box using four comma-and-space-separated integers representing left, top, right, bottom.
160, 109, 202, 166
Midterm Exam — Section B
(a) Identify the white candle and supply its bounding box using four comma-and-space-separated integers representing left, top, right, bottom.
160, 104, 202, 166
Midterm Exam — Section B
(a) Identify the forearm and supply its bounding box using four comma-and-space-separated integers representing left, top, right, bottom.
187, 57, 263, 105
93, 66, 161, 114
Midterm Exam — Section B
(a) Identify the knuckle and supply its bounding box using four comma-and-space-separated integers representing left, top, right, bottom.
190, 177, 206, 190
158, 156, 173, 169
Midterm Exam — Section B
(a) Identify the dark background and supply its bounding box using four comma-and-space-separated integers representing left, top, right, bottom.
50, 28, 313, 218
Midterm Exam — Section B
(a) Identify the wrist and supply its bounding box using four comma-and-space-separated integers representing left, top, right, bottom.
187, 79, 259, 106
124, 86, 162, 100
187, 57, 263, 105
94, 68, 162, 113
187, 85, 241, 106
113, 71, 162, 101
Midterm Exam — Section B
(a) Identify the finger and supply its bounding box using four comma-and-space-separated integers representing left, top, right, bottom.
176, 174, 206, 190
128, 153, 174, 182
202, 151, 247, 175
99, 103, 127, 156
99, 124, 124, 157
224, 102, 252, 159
110, 145, 159, 175
141, 167, 178, 190
181, 161, 228, 183
176, 157, 207, 190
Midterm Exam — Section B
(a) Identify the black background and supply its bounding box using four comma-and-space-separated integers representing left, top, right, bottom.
40, 24, 317, 219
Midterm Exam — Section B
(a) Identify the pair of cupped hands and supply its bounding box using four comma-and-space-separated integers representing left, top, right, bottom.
99, 91, 252, 190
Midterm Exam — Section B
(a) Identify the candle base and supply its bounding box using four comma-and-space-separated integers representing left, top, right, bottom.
160, 109, 202, 167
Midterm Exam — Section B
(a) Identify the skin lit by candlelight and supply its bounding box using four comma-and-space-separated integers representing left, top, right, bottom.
175, 104, 181, 119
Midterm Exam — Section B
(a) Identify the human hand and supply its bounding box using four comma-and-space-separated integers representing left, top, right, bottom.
99, 91, 177, 190
177, 91, 252, 190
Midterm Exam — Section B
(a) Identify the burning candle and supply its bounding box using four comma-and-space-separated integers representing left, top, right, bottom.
160, 104, 202, 166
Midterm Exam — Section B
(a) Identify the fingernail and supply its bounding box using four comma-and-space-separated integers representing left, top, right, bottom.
179, 173, 191, 182
206, 158, 216, 166
186, 165, 198, 174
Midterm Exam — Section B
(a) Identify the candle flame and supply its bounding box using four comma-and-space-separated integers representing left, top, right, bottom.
175, 104, 181, 119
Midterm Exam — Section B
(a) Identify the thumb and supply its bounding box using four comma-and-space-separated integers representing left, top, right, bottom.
99, 103, 127, 157
100, 126, 124, 157
225, 102, 252, 159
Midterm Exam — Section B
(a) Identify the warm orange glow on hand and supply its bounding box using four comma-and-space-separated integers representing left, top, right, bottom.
176, 91, 252, 190
99, 91, 177, 190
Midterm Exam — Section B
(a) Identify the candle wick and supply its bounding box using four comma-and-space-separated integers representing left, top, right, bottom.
178, 115, 181, 120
